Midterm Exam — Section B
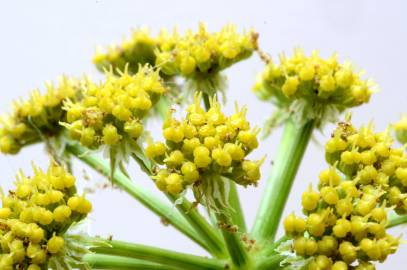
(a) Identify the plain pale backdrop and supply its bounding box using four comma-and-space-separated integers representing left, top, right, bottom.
1, 1, 407, 269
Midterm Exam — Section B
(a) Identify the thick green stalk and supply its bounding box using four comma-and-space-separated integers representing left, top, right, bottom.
166, 193, 228, 258
92, 239, 227, 270
65, 143, 210, 253
256, 254, 286, 270
228, 179, 247, 232
155, 95, 170, 120
252, 119, 314, 242
202, 92, 211, 110
83, 254, 182, 270
211, 180, 252, 270
215, 208, 252, 269
387, 213, 407, 229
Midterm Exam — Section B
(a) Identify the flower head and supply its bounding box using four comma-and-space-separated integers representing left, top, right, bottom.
146, 94, 262, 206
156, 23, 257, 78
253, 49, 375, 133
62, 64, 166, 151
393, 115, 407, 144
283, 120, 405, 269
156, 23, 257, 97
93, 27, 159, 75
0, 77, 81, 154
0, 162, 92, 270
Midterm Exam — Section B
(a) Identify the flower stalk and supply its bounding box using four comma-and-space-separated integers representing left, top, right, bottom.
252, 118, 314, 242
228, 178, 247, 232
82, 254, 182, 270
166, 193, 228, 258
209, 176, 252, 269
387, 213, 407, 229
91, 239, 227, 270
215, 205, 252, 269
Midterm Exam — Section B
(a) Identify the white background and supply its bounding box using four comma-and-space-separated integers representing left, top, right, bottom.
1, 1, 406, 269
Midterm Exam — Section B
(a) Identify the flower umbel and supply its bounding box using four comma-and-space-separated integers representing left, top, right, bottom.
0, 162, 92, 270
156, 23, 257, 77
156, 23, 258, 98
0, 77, 81, 154
147, 94, 262, 208
93, 27, 159, 75
62, 64, 166, 152
283, 120, 405, 269
253, 49, 375, 134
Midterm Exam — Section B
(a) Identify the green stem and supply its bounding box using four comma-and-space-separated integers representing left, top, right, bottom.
387, 213, 407, 229
256, 254, 286, 270
215, 209, 252, 269
227, 179, 247, 232
83, 254, 182, 270
252, 119, 314, 243
92, 239, 227, 270
166, 193, 228, 258
65, 143, 210, 253
155, 95, 170, 120
202, 92, 211, 110
212, 181, 252, 270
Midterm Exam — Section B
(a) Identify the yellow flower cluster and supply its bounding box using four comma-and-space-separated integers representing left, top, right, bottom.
394, 115, 407, 144
0, 77, 81, 154
284, 121, 405, 269
146, 95, 262, 195
155, 23, 257, 79
0, 162, 91, 270
253, 49, 374, 125
93, 28, 158, 75
63, 65, 166, 149
93, 23, 257, 81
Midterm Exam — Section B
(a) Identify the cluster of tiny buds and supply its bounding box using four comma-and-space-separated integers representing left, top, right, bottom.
326, 120, 407, 214
0, 162, 91, 270
146, 94, 262, 195
283, 120, 404, 269
155, 23, 258, 78
0, 76, 80, 155
253, 49, 373, 110
393, 115, 407, 144
62, 64, 166, 150
94, 23, 257, 79
93, 27, 158, 75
